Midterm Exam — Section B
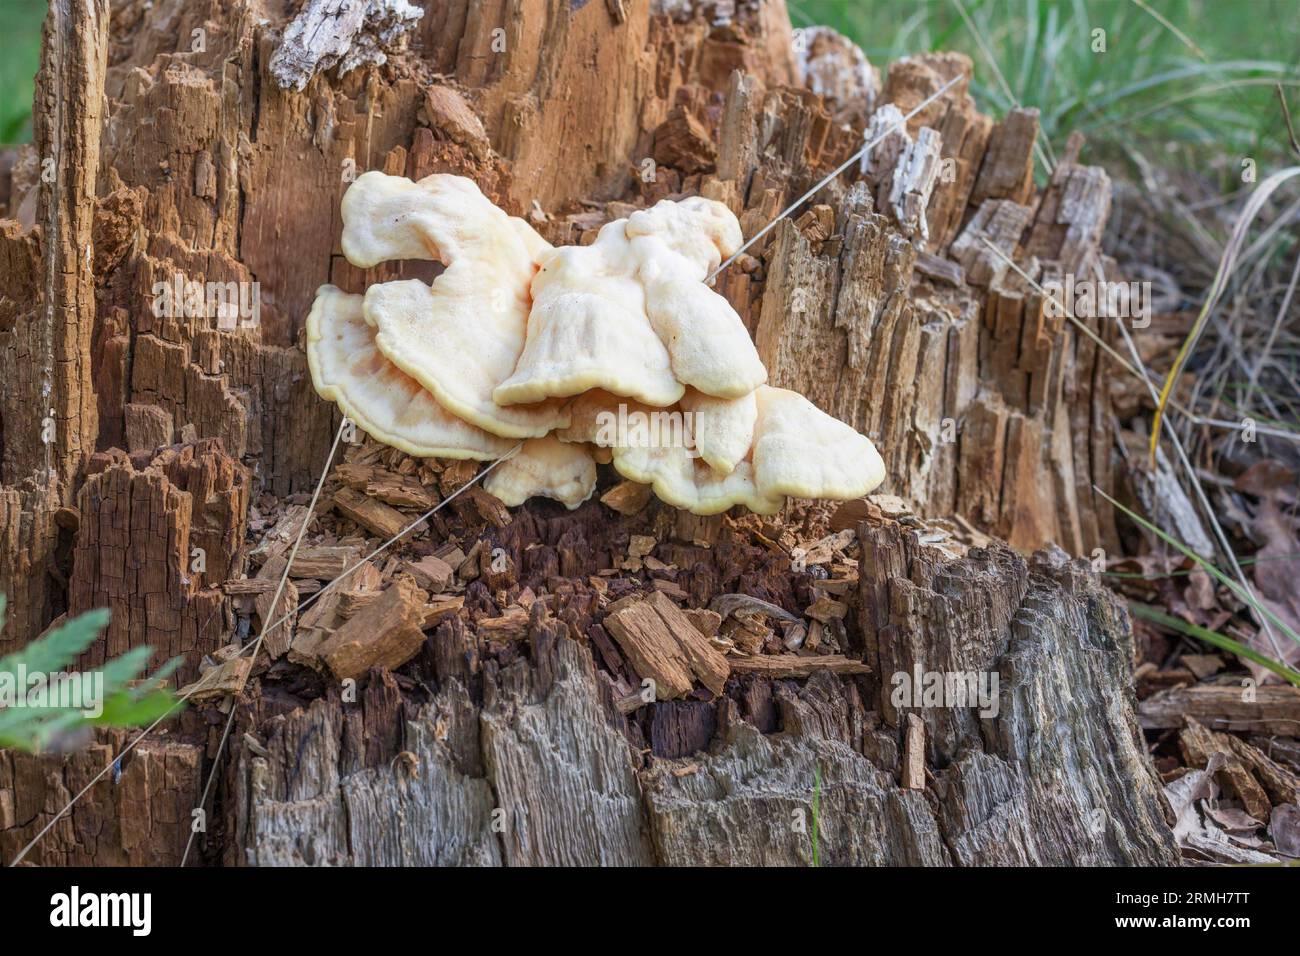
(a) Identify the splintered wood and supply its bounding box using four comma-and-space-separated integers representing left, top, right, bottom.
316, 577, 428, 680
604, 591, 730, 699
333, 487, 414, 539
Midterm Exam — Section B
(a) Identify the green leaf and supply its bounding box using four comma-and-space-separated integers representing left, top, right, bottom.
0, 596, 184, 753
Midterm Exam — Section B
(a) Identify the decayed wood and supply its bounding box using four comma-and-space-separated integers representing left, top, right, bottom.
0, 0, 1169, 869
0, 729, 201, 866
63, 440, 247, 682
603, 590, 729, 699
218, 506, 1176, 866
600, 480, 654, 516
0, 0, 108, 646
603, 599, 695, 700
289, 546, 359, 580
270, 0, 425, 93
1140, 685, 1300, 736
317, 576, 428, 680
728, 654, 870, 677
0, 482, 61, 648
253, 555, 297, 660
902, 712, 926, 789
732, 53, 1119, 557
179, 656, 252, 703
333, 487, 412, 540
0, 0, 105, 489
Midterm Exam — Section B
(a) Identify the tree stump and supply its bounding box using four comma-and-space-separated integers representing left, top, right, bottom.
0, 0, 1175, 866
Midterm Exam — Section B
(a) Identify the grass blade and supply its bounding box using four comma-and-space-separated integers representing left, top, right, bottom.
1129, 603, 1300, 686
1149, 166, 1300, 462
1097, 488, 1300, 648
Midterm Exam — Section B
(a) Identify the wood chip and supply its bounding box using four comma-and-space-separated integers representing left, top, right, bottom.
604, 600, 694, 700
250, 505, 310, 562
727, 654, 870, 677
902, 712, 926, 789
332, 462, 436, 509
423, 85, 490, 158
422, 595, 464, 627
602, 592, 730, 700
457, 540, 484, 582
1180, 719, 1271, 821
683, 608, 721, 639
1139, 685, 1300, 736
477, 605, 531, 641
1180, 654, 1224, 680
317, 577, 428, 681
600, 479, 653, 515
404, 554, 454, 592
254, 554, 297, 659
289, 545, 359, 579
332, 486, 413, 539
650, 578, 689, 601
644, 591, 729, 696
179, 656, 251, 702
805, 596, 847, 623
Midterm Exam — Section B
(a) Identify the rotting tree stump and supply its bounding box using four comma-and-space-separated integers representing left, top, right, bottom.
0, 0, 1176, 866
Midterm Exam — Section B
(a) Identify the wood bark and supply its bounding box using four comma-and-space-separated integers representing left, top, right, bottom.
0, 0, 1170, 867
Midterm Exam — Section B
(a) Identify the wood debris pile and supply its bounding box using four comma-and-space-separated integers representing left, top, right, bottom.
210, 435, 974, 762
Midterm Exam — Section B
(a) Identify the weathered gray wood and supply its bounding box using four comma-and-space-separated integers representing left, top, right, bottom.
232, 678, 501, 867
229, 513, 1178, 867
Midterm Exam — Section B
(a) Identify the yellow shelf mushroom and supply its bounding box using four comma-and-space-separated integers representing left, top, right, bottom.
483, 435, 598, 510
306, 172, 887, 516
492, 222, 685, 408
344, 171, 568, 438
751, 385, 886, 500
305, 285, 517, 459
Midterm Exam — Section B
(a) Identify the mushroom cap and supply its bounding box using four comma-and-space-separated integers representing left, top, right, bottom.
751, 385, 885, 500
638, 266, 768, 398
483, 435, 598, 510
341, 171, 527, 268
553, 387, 660, 447
625, 196, 743, 273
623, 197, 766, 398
680, 387, 757, 476
349, 173, 569, 438
612, 441, 784, 516
306, 286, 516, 459
622, 205, 765, 399
492, 223, 684, 408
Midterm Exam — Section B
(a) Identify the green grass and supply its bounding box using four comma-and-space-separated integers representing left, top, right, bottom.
0, 0, 45, 146
790, 0, 1300, 187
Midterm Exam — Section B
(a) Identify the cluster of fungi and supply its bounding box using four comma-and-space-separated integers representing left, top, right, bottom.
307, 172, 885, 514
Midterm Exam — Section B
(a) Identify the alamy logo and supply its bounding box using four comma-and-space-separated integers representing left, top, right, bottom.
49, 886, 151, 936
890, 665, 1000, 718
1041, 274, 1151, 328
595, 404, 701, 457
0, 666, 103, 718
152, 274, 261, 329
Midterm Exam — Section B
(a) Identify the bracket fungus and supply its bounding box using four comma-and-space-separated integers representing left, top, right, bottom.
751, 386, 886, 499
344, 171, 568, 438
492, 222, 685, 408
306, 285, 516, 459
483, 435, 598, 510
307, 172, 887, 517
